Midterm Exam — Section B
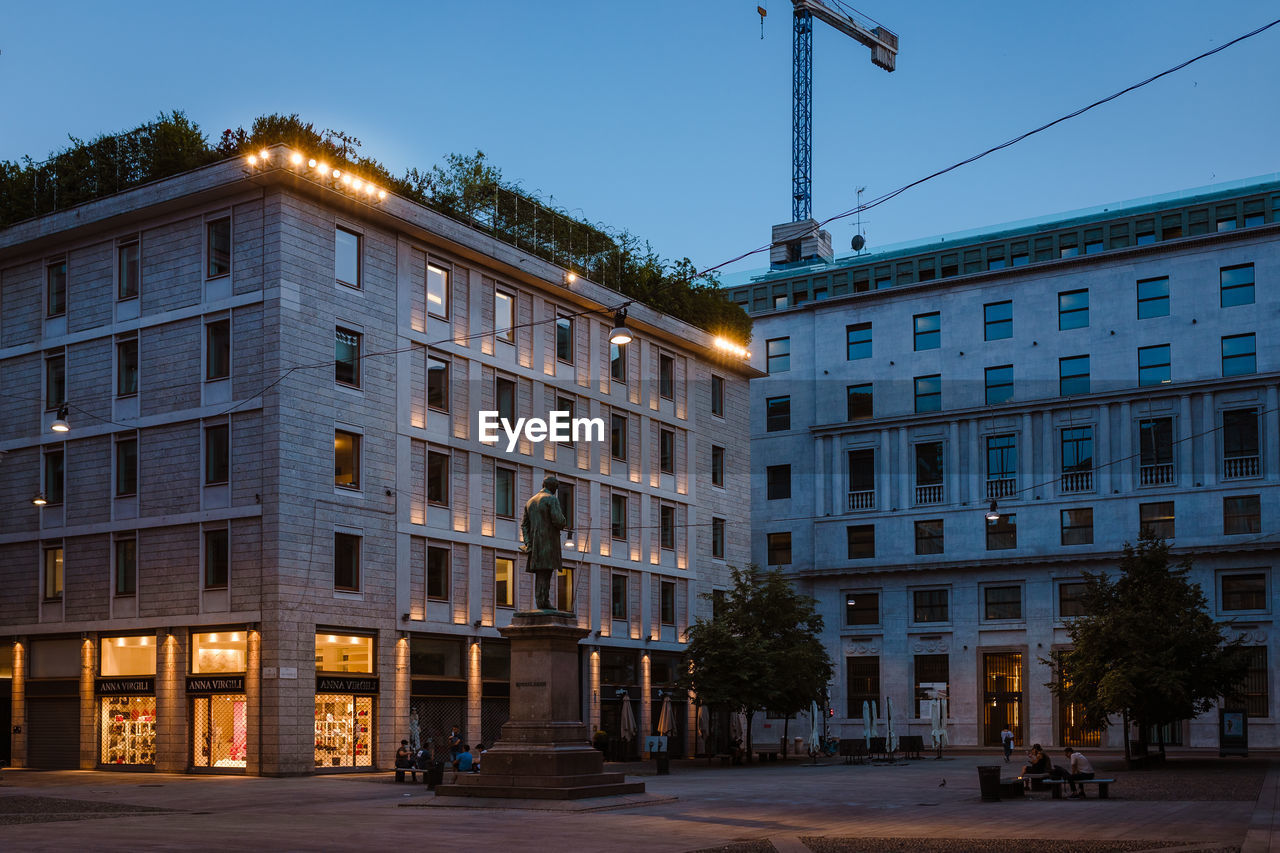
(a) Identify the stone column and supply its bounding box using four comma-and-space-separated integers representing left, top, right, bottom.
246, 628, 261, 776
156, 628, 187, 772
639, 653, 651, 756
11, 640, 26, 767
80, 638, 95, 769
467, 639, 482, 748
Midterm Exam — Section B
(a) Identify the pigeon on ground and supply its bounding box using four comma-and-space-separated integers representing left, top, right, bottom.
938, 779, 946, 787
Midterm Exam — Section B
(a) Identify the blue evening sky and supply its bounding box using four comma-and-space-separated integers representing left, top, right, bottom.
2, 1, 1276, 277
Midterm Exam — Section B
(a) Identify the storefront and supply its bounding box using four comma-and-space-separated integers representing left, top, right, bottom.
97, 635, 157, 769
189, 631, 249, 771
24, 637, 82, 769
314, 633, 376, 769
409, 636, 466, 757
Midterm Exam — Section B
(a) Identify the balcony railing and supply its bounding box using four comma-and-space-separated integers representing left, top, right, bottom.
1060, 470, 1093, 493
986, 477, 1016, 499
847, 490, 875, 511
1139, 463, 1174, 486
915, 483, 944, 505
1224, 454, 1261, 480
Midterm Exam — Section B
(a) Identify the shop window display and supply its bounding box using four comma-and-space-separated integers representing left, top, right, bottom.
192, 631, 246, 673
100, 696, 156, 766
193, 695, 247, 768
314, 694, 374, 767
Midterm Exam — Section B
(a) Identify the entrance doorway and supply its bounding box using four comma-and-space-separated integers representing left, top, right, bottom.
983, 652, 1023, 746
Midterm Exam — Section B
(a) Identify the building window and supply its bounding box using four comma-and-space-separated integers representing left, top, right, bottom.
611, 342, 628, 383
427, 545, 450, 601
556, 315, 574, 364
711, 517, 725, 558
847, 322, 873, 360
984, 300, 1012, 340
204, 424, 229, 485
1239, 648, 1268, 718
45, 352, 66, 408
711, 375, 725, 417
1223, 408, 1259, 477
987, 434, 1017, 495
1058, 289, 1088, 330
1059, 355, 1090, 396
427, 450, 449, 505
335, 328, 361, 388
611, 494, 628, 540
114, 538, 136, 597
496, 377, 516, 424
660, 505, 676, 550
334, 430, 361, 490
335, 226, 361, 287
1221, 573, 1266, 611
845, 592, 878, 626
766, 532, 792, 566
332, 532, 360, 592
847, 384, 872, 421
558, 483, 574, 530
986, 514, 1017, 550
1220, 264, 1255, 307
611, 414, 627, 461
118, 240, 140, 300
1140, 501, 1175, 539
766, 396, 791, 431
913, 313, 940, 351
206, 218, 231, 278
47, 259, 67, 316
206, 319, 231, 381
204, 528, 229, 589
984, 586, 1022, 620
847, 524, 874, 559
1138, 344, 1171, 386
1062, 426, 1093, 475
494, 290, 515, 343
915, 441, 944, 495
1137, 277, 1169, 318
915, 655, 950, 718
766, 464, 790, 500
659, 353, 675, 399
43, 448, 65, 505
1222, 334, 1256, 377
1059, 582, 1087, 618
43, 546, 64, 601
660, 581, 676, 625
1224, 495, 1261, 535
914, 375, 941, 413
115, 436, 138, 497
495, 467, 515, 518
913, 589, 948, 623
495, 556, 514, 607
711, 445, 725, 487
846, 656, 880, 718
767, 337, 790, 373
660, 429, 675, 475
915, 519, 943, 555
1061, 508, 1093, 546
848, 448, 874, 503
985, 365, 1013, 405
611, 574, 629, 619
427, 355, 449, 411
426, 263, 449, 318
1140, 417, 1174, 484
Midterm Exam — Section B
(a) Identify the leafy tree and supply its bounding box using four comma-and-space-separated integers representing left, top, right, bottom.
1046, 534, 1251, 764
681, 566, 833, 760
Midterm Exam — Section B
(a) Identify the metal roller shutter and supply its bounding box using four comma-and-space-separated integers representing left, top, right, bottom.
26, 698, 80, 769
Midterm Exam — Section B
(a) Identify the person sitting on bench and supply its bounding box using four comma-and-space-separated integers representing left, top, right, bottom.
1050, 747, 1095, 798
1020, 744, 1051, 789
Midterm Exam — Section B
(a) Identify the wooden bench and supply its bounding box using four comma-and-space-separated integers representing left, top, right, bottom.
1039, 777, 1116, 799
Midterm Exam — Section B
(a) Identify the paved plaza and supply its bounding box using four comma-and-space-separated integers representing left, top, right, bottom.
0, 753, 1274, 852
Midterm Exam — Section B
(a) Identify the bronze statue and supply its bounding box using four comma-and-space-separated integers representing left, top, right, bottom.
520, 474, 568, 610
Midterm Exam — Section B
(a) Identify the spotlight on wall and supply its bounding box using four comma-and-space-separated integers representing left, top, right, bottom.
472, 619, 482, 629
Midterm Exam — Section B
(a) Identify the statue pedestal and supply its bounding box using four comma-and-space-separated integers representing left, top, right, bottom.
434, 611, 645, 800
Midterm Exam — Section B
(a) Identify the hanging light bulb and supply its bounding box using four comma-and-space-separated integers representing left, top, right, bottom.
608, 308, 633, 345
985, 499, 1000, 522
51, 405, 70, 433
32, 493, 48, 507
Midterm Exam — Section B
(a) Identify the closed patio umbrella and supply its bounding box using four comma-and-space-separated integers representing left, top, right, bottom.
929, 698, 943, 750
620, 696, 638, 745
730, 710, 744, 745
808, 700, 822, 760
408, 712, 420, 754
657, 695, 676, 739
697, 705, 710, 747
886, 696, 898, 755
862, 700, 872, 749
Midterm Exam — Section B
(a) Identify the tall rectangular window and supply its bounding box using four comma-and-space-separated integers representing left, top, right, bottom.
610, 342, 628, 383
767, 532, 792, 566
766, 396, 791, 431
986, 514, 1017, 550
914, 655, 950, 718
1140, 417, 1174, 471
1223, 409, 1259, 468
1240, 648, 1268, 718
611, 494, 628, 539
47, 259, 67, 316
1061, 508, 1093, 545
659, 353, 674, 399
206, 319, 231, 381
767, 337, 790, 373
45, 353, 66, 408
766, 464, 791, 500
334, 430, 361, 489
846, 656, 880, 717
913, 313, 940, 351
426, 545, 450, 600
556, 316, 574, 364
914, 375, 941, 413
114, 538, 137, 597
660, 429, 675, 474
915, 442, 944, 487
204, 424, 229, 485
660, 505, 676, 549
1224, 495, 1261, 535
611, 574, 629, 619
846, 592, 879, 626
1220, 264, 1255, 307
915, 519, 943, 555
1061, 426, 1093, 473
848, 448, 874, 495
43, 546, 64, 601
496, 377, 516, 423
427, 355, 449, 411
335, 327, 361, 387
116, 337, 139, 397
1058, 582, 1087, 618
495, 557, 514, 607
494, 290, 515, 342
1137, 277, 1169, 318
1059, 355, 1090, 396
1058, 289, 1089, 330
557, 483, 574, 530
847, 322, 873, 359
711, 517, 725, 559
711, 445, 725, 487
847, 384, 872, 420
1221, 573, 1266, 611
984, 586, 1022, 620
1138, 344, 1171, 386
495, 467, 515, 518
984, 300, 1012, 340
660, 581, 676, 625
1140, 501, 1175, 539
206, 218, 231, 278
985, 365, 1013, 405
913, 589, 948, 623
611, 414, 627, 461
427, 450, 449, 505
426, 263, 449, 318
333, 532, 360, 591
1222, 334, 1256, 377
847, 524, 875, 559
115, 436, 138, 497
118, 241, 140, 300
43, 448, 65, 505
711, 375, 725, 417
987, 434, 1017, 483
335, 226, 361, 287
205, 528, 229, 589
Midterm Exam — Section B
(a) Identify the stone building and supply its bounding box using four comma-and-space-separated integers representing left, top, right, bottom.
0, 146, 756, 774
729, 176, 1280, 750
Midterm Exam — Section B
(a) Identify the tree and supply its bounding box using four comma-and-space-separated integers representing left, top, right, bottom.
681, 566, 833, 760
1046, 534, 1251, 764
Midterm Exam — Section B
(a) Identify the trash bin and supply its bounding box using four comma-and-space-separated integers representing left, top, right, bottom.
977, 764, 1003, 802
426, 763, 444, 790
656, 751, 670, 775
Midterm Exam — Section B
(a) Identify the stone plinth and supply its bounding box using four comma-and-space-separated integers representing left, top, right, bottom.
435, 611, 644, 800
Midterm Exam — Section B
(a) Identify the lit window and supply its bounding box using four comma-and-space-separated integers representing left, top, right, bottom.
426, 263, 449, 318
100, 635, 156, 676
192, 631, 247, 673
314, 633, 373, 673
766, 532, 791, 565
335, 430, 361, 489
495, 290, 515, 342
495, 556, 514, 607
43, 546, 63, 601
1140, 501, 1175, 539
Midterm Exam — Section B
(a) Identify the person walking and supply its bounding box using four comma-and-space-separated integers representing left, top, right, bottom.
1000, 726, 1014, 763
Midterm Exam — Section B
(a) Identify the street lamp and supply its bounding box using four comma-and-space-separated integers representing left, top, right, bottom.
985, 500, 1000, 522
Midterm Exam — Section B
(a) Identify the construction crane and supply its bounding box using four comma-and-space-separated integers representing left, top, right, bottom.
788, 0, 898, 222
